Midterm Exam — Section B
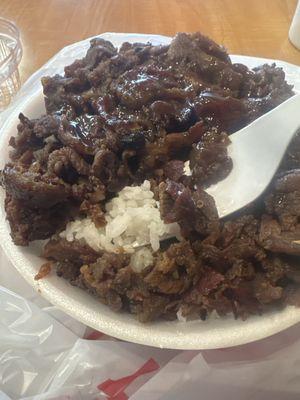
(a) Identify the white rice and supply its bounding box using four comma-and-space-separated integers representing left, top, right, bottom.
176, 307, 187, 322
176, 307, 223, 322
183, 160, 191, 176
60, 180, 181, 272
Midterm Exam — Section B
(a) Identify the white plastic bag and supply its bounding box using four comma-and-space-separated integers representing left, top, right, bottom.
0, 277, 177, 399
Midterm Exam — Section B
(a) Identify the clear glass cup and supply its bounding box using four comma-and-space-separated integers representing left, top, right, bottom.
0, 17, 22, 111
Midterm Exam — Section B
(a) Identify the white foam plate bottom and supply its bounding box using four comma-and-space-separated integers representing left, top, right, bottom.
0, 33, 300, 350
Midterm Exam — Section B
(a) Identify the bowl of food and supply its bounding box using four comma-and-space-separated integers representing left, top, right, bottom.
1, 32, 300, 350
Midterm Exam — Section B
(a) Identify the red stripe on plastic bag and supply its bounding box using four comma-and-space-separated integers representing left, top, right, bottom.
98, 358, 159, 398
85, 329, 104, 340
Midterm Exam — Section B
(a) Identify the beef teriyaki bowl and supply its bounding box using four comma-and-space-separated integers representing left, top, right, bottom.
0, 32, 300, 350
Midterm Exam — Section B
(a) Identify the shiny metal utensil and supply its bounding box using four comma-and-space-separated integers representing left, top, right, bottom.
206, 94, 300, 218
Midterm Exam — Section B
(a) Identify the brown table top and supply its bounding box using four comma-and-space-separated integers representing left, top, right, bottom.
0, 0, 300, 83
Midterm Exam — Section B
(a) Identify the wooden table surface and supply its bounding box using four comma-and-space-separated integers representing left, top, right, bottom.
0, 0, 300, 83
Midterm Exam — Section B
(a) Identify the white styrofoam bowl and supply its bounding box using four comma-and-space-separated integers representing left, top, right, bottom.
1, 33, 300, 350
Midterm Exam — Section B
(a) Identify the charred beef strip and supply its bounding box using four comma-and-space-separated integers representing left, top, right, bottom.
158, 179, 219, 237
5, 196, 69, 246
